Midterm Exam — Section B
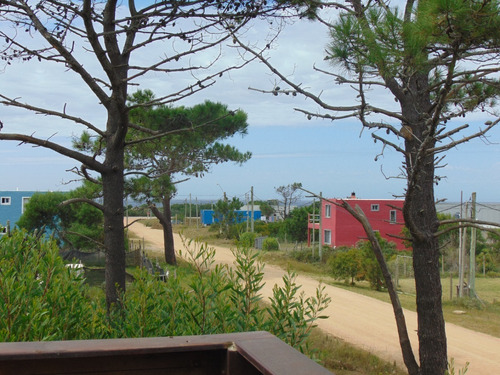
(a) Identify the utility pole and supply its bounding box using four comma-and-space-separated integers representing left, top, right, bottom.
459, 201, 468, 297
196, 197, 199, 229
469, 192, 477, 296
319, 192, 323, 260
184, 199, 187, 225
312, 198, 316, 258
189, 194, 192, 226
251, 186, 254, 233
245, 193, 249, 232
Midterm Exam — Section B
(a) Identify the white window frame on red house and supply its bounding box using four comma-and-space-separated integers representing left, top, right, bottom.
324, 204, 331, 218
324, 229, 331, 245
371, 204, 379, 211
390, 210, 397, 223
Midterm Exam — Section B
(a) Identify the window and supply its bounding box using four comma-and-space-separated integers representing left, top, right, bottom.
1, 197, 11, 205
0, 226, 6, 234
371, 204, 379, 211
324, 229, 331, 245
390, 210, 397, 223
22, 197, 31, 213
325, 204, 331, 218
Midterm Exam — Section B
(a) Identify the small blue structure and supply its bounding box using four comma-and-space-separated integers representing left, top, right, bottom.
0, 191, 38, 235
200, 209, 262, 226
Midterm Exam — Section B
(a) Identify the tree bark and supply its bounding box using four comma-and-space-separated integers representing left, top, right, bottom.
102, 98, 128, 308
404, 162, 447, 375
149, 195, 177, 266
401, 72, 447, 375
162, 195, 176, 266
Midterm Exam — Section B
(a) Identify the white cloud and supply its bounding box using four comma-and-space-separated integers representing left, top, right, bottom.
1, 6, 499, 201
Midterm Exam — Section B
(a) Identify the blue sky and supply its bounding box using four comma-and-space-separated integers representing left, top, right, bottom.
1, 7, 499, 204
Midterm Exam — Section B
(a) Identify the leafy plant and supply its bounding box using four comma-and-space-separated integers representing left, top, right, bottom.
0, 230, 102, 341
238, 232, 258, 248
266, 270, 330, 352
446, 358, 469, 375
2, 230, 330, 355
328, 248, 363, 285
229, 246, 265, 332
263, 237, 280, 251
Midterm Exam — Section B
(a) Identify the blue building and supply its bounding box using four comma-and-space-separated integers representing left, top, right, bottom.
200, 209, 262, 226
0, 191, 38, 234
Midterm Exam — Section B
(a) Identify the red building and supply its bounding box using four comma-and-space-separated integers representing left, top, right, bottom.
308, 193, 407, 250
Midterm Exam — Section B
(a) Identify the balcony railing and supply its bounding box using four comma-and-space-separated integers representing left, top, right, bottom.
0, 331, 333, 375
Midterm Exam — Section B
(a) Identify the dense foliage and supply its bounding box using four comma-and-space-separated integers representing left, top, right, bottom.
0, 230, 330, 353
0, 230, 101, 341
328, 234, 398, 290
17, 183, 103, 251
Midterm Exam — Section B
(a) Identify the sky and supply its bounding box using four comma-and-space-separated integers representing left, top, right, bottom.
1, 5, 499, 205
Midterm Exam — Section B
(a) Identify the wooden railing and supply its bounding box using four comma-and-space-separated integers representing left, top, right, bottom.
0, 331, 333, 375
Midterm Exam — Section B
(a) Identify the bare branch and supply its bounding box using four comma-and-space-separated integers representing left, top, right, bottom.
64, 230, 105, 249
60, 197, 104, 212
372, 133, 406, 154
0, 95, 105, 136
0, 133, 105, 173
430, 119, 499, 154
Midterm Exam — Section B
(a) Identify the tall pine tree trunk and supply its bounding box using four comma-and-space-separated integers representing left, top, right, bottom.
402, 75, 447, 373
404, 152, 447, 375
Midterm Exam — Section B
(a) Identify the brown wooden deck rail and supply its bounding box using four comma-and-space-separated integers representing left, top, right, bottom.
0, 331, 333, 375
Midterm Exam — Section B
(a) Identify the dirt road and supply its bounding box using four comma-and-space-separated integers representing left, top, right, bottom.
128, 221, 500, 374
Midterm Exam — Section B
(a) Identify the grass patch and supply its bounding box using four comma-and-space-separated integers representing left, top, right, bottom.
308, 329, 405, 375
174, 223, 236, 248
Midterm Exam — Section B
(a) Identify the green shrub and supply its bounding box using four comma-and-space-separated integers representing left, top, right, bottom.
327, 248, 363, 285
291, 249, 319, 263
266, 271, 330, 351
1, 231, 329, 353
238, 232, 258, 248
263, 237, 280, 251
0, 230, 104, 341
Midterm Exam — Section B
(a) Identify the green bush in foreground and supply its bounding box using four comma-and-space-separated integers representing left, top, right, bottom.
0, 230, 104, 341
0, 230, 330, 354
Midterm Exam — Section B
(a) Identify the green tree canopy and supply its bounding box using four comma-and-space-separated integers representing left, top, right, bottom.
125, 90, 251, 264
213, 196, 244, 239
17, 182, 103, 251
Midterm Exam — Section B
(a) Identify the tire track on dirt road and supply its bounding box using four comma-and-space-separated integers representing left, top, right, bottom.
128, 221, 500, 374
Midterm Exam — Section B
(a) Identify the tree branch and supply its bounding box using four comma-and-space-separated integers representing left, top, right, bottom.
0, 133, 105, 173
60, 197, 104, 212
0, 94, 105, 136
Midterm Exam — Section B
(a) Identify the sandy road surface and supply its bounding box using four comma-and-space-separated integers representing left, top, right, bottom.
128, 221, 500, 374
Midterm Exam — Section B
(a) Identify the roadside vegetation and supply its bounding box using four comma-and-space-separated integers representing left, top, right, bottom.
0, 230, 328, 348
11, 195, 499, 374
170, 218, 500, 339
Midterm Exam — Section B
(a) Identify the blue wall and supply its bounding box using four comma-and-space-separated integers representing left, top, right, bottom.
200, 209, 262, 226
0, 191, 37, 233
